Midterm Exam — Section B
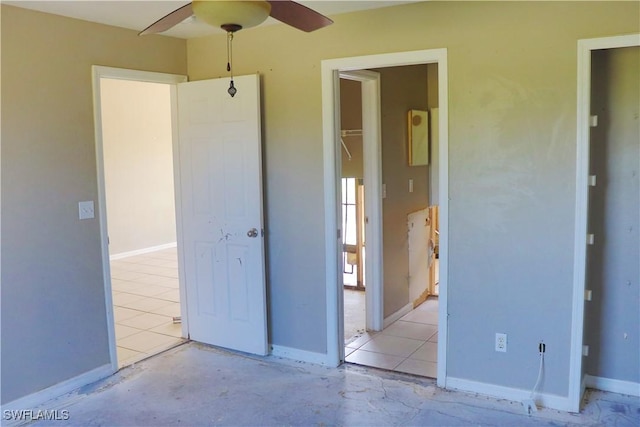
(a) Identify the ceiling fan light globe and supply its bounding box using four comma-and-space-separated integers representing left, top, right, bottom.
192, 0, 272, 30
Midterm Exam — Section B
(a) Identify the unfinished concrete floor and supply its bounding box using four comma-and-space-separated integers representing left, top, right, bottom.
33, 342, 638, 426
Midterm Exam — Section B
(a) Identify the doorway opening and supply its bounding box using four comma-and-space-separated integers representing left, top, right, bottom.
572, 34, 640, 411
339, 65, 440, 378
339, 76, 367, 348
584, 44, 639, 395
100, 78, 184, 367
341, 176, 367, 344
92, 67, 188, 370
322, 48, 449, 387
341, 177, 365, 291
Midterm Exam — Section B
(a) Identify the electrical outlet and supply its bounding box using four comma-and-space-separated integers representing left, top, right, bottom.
538, 341, 546, 353
495, 333, 507, 352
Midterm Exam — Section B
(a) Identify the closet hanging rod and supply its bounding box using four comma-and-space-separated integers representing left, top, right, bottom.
341, 129, 363, 137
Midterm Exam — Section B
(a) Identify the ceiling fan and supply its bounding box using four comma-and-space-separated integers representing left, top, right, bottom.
139, 0, 334, 36
140, 1, 333, 97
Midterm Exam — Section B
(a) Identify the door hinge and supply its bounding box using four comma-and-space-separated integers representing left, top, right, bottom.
589, 115, 598, 127
337, 229, 341, 240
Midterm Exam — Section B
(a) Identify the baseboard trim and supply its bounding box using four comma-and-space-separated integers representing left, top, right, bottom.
585, 375, 640, 397
383, 303, 413, 328
270, 345, 331, 366
446, 377, 575, 412
413, 288, 430, 308
110, 242, 177, 261
1, 364, 114, 413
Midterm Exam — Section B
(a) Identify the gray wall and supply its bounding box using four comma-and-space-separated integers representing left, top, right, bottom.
0, 5, 186, 404
585, 46, 640, 383
2, 0, 639, 407
185, 1, 639, 397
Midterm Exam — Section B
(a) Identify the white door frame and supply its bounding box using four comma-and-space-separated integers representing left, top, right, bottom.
339, 70, 384, 334
570, 33, 640, 411
321, 49, 449, 388
91, 66, 188, 371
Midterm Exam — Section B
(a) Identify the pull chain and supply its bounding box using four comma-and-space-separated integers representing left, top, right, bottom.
226, 31, 237, 97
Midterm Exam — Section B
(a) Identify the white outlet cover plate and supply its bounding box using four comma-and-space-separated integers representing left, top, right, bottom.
495, 333, 507, 352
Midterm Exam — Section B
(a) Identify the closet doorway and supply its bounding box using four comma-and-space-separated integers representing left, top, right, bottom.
572, 34, 640, 410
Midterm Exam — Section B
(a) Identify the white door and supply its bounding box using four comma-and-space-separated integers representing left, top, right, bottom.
177, 74, 268, 355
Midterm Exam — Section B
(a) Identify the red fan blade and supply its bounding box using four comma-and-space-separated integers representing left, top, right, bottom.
267, 1, 333, 32
139, 3, 194, 35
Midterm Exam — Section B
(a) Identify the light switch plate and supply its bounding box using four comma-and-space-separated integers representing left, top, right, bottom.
79, 201, 95, 220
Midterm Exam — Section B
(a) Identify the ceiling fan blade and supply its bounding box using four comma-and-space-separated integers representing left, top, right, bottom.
139, 3, 194, 36
267, 1, 333, 32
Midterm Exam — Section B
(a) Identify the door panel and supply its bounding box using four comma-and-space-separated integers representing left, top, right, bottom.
177, 75, 267, 355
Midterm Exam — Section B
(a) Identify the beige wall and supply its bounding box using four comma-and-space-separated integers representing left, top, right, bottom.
377, 65, 430, 317
427, 63, 440, 205
426, 63, 439, 110
100, 78, 176, 256
187, 1, 640, 397
1, 5, 186, 404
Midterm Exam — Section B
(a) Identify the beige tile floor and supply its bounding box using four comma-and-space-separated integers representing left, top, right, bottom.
110, 247, 185, 368
345, 297, 439, 378
113, 248, 437, 374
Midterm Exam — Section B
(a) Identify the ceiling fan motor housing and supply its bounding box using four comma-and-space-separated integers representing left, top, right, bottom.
192, 0, 272, 30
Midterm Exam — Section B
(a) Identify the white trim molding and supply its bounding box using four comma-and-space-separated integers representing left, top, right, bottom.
383, 303, 413, 329
339, 70, 384, 334
270, 345, 331, 366
585, 375, 640, 397
109, 242, 177, 261
447, 377, 575, 413
570, 33, 640, 413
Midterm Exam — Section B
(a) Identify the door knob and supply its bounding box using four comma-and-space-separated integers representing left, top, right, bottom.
247, 228, 259, 238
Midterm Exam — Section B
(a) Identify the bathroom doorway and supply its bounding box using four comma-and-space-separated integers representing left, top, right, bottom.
328, 51, 446, 377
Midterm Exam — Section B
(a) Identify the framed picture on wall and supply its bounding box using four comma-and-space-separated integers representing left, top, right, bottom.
408, 109, 429, 166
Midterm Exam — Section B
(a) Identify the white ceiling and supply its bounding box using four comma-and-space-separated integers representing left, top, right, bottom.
3, 1, 420, 38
